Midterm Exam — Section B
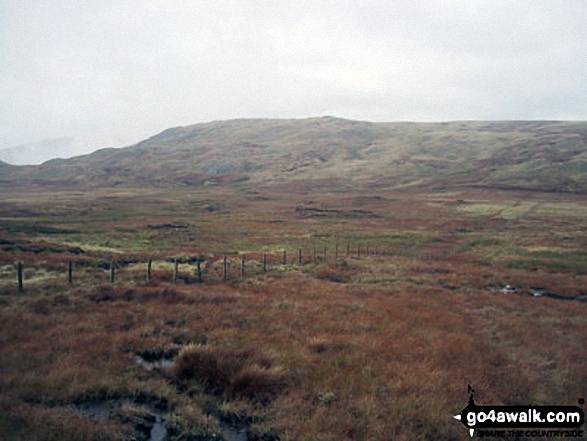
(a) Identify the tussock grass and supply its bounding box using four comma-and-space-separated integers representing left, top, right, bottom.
174, 344, 288, 403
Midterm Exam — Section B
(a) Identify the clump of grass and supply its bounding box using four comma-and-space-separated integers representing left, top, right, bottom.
174, 344, 288, 403
229, 365, 288, 403
307, 336, 348, 354
111, 404, 156, 439
166, 405, 224, 441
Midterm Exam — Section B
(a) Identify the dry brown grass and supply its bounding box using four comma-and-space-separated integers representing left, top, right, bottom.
0, 184, 586, 440
174, 343, 287, 403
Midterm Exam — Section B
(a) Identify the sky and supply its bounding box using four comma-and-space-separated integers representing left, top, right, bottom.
1, 0, 586, 163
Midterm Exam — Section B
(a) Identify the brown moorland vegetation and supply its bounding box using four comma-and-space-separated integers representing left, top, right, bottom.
0, 119, 586, 440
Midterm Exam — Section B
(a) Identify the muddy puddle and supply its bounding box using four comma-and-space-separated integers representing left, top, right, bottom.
76, 399, 168, 441
75, 351, 247, 441
134, 355, 175, 371
221, 424, 247, 441
76, 399, 246, 441
134, 348, 178, 372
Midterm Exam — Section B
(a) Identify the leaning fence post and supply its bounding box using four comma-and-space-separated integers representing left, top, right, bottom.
67, 259, 73, 284
110, 260, 115, 283
241, 255, 245, 279
173, 259, 178, 284
147, 259, 152, 282
223, 256, 227, 282
17, 261, 23, 293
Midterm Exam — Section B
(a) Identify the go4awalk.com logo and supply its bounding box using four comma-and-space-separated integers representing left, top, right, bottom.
453, 386, 585, 438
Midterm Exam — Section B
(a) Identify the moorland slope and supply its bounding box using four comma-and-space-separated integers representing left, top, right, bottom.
1, 117, 586, 192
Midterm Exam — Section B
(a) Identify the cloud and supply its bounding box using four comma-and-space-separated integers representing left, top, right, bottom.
1, 0, 586, 162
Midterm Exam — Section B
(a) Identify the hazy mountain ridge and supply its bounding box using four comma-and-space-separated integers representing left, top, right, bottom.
2, 117, 586, 192
0, 138, 82, 165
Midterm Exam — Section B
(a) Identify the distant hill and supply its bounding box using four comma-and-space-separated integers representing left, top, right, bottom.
2, 117, 586, 192
0, 138, 80, 165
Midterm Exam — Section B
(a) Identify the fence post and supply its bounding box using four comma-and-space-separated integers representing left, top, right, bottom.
282, 250, 287, 265
223, 256, 227, 282
241, 255, 245, 279
298, 248, 302, 264
335, 243, 339, 260
67, 259, 73, 284
173, 259, 178, 284
322, 244, 327, 260
366, 246, 370, 256
197, 260, 202, 283
357, 245, 360, 258
110, 260, 115, 283
263, 253, 267, 272
147, 259, 152, 282
374, 246, 378, 256
17, 261, 23, 293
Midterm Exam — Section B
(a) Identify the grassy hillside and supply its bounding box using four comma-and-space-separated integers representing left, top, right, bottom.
0, 119, 586, 439
2, 118, 587, 192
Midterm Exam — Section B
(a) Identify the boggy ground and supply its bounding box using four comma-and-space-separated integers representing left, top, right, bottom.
0, 184, 586, 440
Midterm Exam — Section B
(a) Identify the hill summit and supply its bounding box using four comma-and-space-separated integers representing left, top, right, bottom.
2, 117, 586, 192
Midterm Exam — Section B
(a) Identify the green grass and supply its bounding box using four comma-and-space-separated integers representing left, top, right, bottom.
0, 220, 80, 235
469, 237, 501, 247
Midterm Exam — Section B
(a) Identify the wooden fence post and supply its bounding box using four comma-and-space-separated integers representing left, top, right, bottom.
147, 259, 152, 282
223, 256, 227, 282
282, 250, 287, 265
67, 259, 73, 284
173, 259, 178, 284
322, 244, 326, 260
241, 255, 245, 279
298, 248, 302, 264
263, 253, 267, 272
17, 261, 23, 293
110, 260, 115, 283
374, 246, 378, 256
196, 260, 202, 283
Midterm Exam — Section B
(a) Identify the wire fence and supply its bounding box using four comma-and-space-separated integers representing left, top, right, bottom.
0, 241, 472, 294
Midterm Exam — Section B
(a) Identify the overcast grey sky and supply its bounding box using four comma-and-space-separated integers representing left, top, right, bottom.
1, 0, 586, 161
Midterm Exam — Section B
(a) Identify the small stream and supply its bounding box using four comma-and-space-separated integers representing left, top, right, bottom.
490, 285, 587, 303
